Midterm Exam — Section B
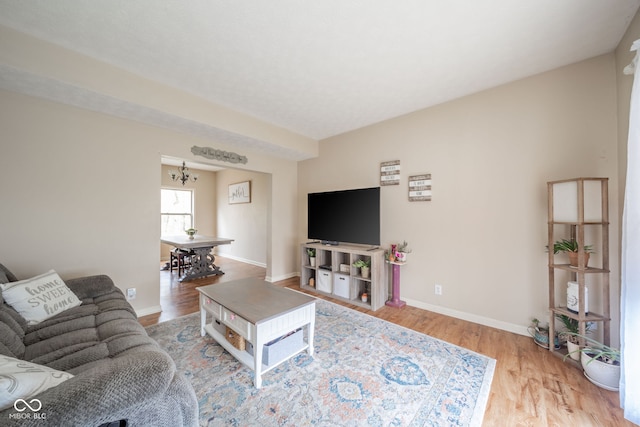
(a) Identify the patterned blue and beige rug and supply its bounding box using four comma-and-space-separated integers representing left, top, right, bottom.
146, 298, 495, 426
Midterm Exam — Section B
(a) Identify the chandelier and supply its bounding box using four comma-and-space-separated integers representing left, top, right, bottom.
168, 161, 198, 186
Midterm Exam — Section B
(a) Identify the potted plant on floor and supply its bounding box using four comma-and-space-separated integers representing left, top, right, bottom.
564, 333, 620, 391
552, 238, 594, 267
352, 259, 371, 279
556, 314, 593, 361
528, 318, 560, 349
306, 248, 316, 267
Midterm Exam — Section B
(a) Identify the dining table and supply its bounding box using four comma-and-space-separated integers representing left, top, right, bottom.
161, 235, 234, 281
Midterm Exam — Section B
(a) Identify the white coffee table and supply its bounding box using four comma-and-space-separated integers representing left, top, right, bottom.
196, 278, 316, 388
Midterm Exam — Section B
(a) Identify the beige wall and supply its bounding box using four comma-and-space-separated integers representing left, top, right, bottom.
160, 164, 217, 261
0, 90, 163, 314
0, 88, 300, 315
299, 54, 621, 342
0, 25, 305, 316
215, 169, 269, 267
0, 26, 308, 314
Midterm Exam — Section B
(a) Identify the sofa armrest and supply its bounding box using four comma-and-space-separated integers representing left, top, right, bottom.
0, 350, 179, 426
65, 274, 121, 300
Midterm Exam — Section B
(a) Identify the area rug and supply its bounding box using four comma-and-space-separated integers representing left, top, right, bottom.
146, 299, 495, 426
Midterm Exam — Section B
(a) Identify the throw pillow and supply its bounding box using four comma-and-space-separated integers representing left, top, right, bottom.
0, 355, 74, 411
0, 270, 81, 325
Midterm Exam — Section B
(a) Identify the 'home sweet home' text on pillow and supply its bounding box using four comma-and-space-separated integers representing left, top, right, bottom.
0, 270, 81, 325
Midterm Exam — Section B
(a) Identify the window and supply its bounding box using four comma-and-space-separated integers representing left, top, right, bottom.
161, 188, 194, 235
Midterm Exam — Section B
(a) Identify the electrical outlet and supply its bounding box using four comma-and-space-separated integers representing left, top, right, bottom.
126, 288, 136, 300
435, 284, 443, 295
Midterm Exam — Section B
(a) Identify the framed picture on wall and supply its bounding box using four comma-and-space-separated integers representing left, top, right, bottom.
229, 181, 251, 204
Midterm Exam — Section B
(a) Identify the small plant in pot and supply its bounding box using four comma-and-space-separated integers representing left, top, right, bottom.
553, 239, 594, 267
185, 228, 197, 239
395, 241, 411, 262
528, 318, 560, 349
555, 314, 593, 361
385, 250, 395, 262
352, 259, 371, 279
306, 248, 316, 267
564, 333, 620, 391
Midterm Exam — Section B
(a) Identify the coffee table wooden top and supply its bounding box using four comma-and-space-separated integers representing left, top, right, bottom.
196, 277, 316, 324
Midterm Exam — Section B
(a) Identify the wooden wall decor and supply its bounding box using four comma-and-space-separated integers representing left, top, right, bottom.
408, 174, 432, 201
380, 160, 400, 186
191, 146, 248, 164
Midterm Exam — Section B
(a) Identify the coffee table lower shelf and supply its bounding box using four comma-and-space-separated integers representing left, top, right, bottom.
197, 278, 316, 388
203, 323, 310, 383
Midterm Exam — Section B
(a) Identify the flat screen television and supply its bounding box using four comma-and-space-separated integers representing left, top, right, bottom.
307, 187, 380, 246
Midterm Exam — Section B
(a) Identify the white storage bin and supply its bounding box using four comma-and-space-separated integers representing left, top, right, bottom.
317, 269, 332, 293
333, 273, 352, 299
212, 318, 226, 335
245, 329, 304, 366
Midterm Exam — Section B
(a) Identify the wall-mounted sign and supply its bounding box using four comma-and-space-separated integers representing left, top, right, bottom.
191, 146, 248, 164
380, 160, 400, 186
409, 174, 432, 201
229, 181, 251, 204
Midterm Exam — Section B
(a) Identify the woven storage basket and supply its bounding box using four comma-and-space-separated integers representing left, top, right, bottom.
225, 326, 245, 351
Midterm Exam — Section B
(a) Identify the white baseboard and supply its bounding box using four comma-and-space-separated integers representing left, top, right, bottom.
135, 305, 162, 318
266, 272, 299, 283
217, 253, 266, 268
403, 297, 530, 337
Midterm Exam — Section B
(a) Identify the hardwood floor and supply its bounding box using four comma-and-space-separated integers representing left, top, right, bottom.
139, 256, 633, 427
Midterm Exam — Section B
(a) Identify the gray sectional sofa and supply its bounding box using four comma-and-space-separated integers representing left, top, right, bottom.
0, 263, 198, 426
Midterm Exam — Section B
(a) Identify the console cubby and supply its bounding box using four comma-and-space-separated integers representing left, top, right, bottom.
300, 243, 387, 310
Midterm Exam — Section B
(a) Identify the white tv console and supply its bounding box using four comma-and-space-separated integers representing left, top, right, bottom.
300, 243, 388, 311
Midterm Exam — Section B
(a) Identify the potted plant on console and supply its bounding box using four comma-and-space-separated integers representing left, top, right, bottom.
553, 238, 594, 268
353, 259, 371, 279
307, 248, 316, 267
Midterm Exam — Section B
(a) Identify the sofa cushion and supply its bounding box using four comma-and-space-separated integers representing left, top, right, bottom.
0, 270, 82, 325
0, 355, 74, 411
23, 287, 160, 373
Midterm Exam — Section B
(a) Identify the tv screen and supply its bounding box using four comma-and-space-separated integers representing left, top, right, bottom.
307, 187, 380, 246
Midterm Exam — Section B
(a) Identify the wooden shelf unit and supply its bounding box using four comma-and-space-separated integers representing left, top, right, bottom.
300, 243, 388, 311
547, 177, 611, 356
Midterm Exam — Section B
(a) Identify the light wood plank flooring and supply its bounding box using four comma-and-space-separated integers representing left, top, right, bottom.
139, 256, 633, 427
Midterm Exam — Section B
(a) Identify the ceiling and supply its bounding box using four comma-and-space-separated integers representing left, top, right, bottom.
0, 1, 639, 144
